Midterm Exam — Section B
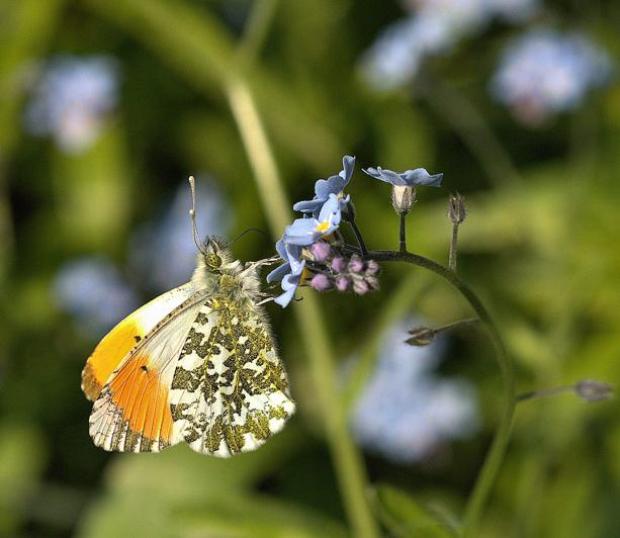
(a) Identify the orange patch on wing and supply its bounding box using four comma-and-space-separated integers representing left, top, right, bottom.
82, 317, 143, 401
109, 356, 173, 445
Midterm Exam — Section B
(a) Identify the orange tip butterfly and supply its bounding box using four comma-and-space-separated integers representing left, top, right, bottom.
81, 177, 295, 456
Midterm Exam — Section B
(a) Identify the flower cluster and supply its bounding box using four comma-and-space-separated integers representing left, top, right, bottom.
25, 55, 119, 153
269, 156, 442, 306
268, 156, 361, 307
490, 29, 612, 125
307, 244, 380, 295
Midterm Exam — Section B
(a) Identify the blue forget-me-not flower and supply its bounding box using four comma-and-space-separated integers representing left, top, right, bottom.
364, 165, 443, 214
270, 155, 382, 307
363, 166, 443, 187
293, 155, 355, 216
284, 194, 343, 246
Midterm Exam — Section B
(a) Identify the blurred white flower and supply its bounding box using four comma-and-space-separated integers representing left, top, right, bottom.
25, 55, 119, 153
54, 257, 139, 336
362, 0, 540, 90
490, 30, 612, 125
351, 319, 479, 463
129, 177, 232, 293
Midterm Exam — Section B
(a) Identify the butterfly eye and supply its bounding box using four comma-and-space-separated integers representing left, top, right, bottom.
205, 253, 222, 269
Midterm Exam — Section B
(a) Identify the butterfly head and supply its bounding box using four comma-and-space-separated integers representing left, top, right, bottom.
200, 237, 241, 274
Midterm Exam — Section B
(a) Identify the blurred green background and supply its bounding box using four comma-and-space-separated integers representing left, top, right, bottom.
1, 0, 619, 537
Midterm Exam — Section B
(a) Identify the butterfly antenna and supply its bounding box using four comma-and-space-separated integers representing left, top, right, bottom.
188, 176, 207, 255
231, 227, 269, 245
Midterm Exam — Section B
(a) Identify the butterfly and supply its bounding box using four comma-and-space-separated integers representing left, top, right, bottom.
81, 177, 295, 456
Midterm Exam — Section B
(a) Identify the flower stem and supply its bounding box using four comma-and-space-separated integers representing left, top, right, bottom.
399, 213, 407, 253
449, 222, 459, 272
367, 250, 516, 537
349, 220, 368, 257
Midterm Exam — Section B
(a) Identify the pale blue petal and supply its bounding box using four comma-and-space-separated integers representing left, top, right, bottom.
267, 262, 290, 283
401, 168, 443, 187
293, 199, 323, 214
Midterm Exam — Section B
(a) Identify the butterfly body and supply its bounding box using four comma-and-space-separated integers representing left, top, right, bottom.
83, 238, 294, 456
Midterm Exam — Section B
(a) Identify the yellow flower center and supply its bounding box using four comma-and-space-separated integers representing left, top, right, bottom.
315, 220, 331, 233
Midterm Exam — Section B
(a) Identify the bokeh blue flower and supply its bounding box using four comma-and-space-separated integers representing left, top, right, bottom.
362, 0, 540, 90
351, 318, 479, 463
129, 177, 232, 293
490, 29, 612, 125
293, 155, 355, 216
53, 257, 139, 336
25, 55, 119, 153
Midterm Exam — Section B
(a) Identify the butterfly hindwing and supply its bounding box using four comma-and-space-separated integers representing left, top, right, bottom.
169, 295, 295, 457
81, 282, 196, 401
88, 292, 208, 452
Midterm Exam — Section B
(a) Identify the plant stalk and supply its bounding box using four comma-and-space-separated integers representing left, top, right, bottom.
367, 250, 515, 537
227, 77, 378, 538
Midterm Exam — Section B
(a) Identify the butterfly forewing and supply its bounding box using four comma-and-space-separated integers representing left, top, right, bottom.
170, 296, 295, 457
88, 292, 208, 452
81, 282, 196, 401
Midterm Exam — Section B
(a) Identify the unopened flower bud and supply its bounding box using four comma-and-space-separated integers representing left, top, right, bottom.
392, 185, 415, 215
310, 273, 331, 292
448, 193, 466, 225
331, 256, 346, 273
365, 259, 379, 275
335, 275, 349, 291
405, 326, 436, 346
365, 275, 380, 290
348, 254, 364, 273
309, 241, 331, 262
352, 279, 369, 295
574, 380, 614, 402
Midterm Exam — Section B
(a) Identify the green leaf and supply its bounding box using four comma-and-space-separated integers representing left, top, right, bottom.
372, 484, 459, 538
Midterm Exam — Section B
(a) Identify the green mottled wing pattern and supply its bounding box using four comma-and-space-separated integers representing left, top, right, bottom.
169, 294, 295, 457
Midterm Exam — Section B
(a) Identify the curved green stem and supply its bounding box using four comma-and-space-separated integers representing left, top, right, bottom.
367, 250, 516, 537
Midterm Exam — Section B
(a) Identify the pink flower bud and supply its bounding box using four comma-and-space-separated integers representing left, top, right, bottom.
331, 256, 346, 273
348, 254, 364, 273
309, 241, 331, 262
365, 259, 379, 275
353, 279, 369, 295
335, 275, 349, 291
310, 273, 331, 292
